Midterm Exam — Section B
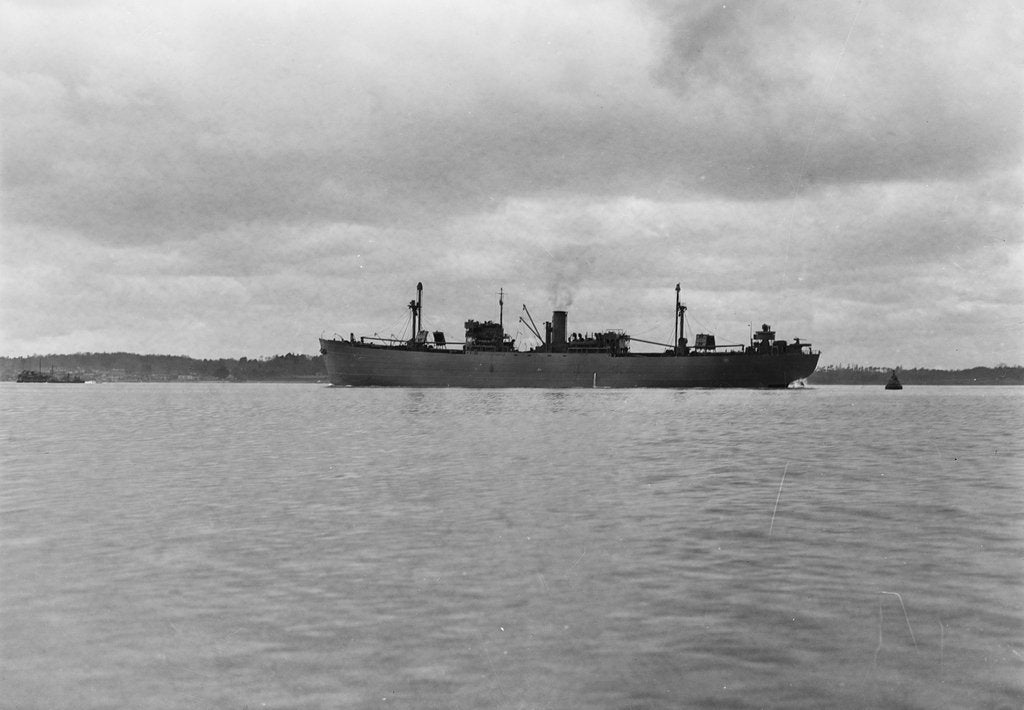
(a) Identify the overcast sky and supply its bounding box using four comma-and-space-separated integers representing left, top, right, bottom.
2, 0, 1021, 368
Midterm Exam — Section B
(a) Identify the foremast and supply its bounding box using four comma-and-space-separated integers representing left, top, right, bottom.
674, 283, 688, 354
407, 281, 426, 347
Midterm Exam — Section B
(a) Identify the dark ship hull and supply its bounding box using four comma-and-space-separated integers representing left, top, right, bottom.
320, 282, 819, 389
319, 338, 819, 388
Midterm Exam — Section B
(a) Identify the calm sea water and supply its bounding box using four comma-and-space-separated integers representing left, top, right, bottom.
1, 383, 1022, 709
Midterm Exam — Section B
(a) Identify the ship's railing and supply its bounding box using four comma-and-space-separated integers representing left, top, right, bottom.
630, 335, 747, 354
359, 335, 408, 346
355, 335, 470, 351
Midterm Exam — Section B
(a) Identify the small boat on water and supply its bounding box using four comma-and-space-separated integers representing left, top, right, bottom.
320, 282, 820, 388
885, 371, 903, 390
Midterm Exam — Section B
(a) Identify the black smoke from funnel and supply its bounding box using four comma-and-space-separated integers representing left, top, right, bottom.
547, 246, 596, 309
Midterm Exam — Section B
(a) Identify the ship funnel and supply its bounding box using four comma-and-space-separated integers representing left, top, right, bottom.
552, 311, 567, 351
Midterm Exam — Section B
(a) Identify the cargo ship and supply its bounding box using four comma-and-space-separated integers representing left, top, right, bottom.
319, 283, 819, 388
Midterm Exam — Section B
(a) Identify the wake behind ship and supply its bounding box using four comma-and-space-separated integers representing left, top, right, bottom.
319, 283, 819, 388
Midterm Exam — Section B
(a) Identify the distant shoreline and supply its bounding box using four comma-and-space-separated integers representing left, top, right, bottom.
3, 354, 1021, 385
808, 365, 1024, 386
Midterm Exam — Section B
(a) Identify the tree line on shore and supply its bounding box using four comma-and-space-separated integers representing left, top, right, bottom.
2, 354, 1021, 384
807, 364, 1024, 386
1, 353, 326, 382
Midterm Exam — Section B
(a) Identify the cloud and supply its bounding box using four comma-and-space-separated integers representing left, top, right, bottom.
0, 0, 653, 239
5, 0, 1019, 242
0, 0, 1021, 367
651, 1, 1023, 194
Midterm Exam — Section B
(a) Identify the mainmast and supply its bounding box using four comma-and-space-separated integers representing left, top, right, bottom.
674, 284, 679, 353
